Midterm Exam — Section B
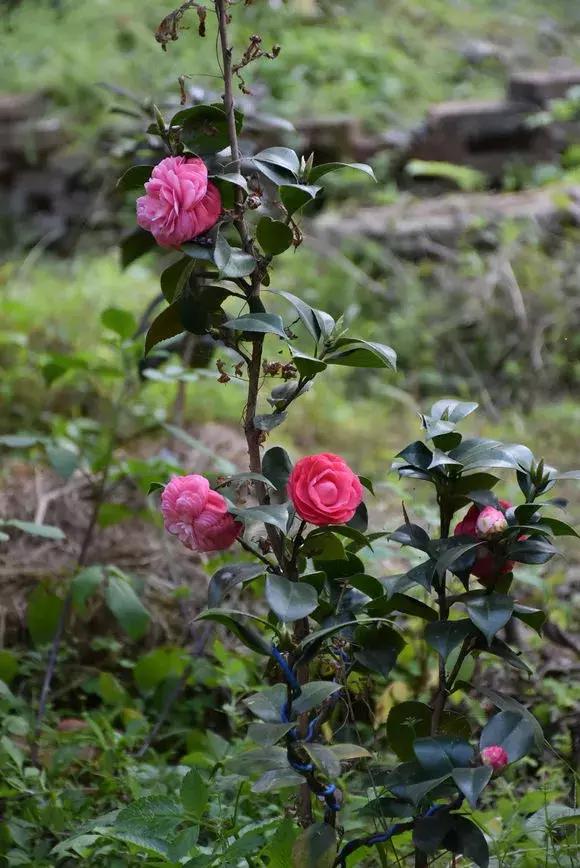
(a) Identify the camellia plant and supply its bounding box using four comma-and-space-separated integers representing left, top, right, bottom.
114, 2, 580, 865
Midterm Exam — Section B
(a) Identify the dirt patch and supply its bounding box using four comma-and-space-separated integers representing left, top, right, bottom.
0, 422, 248, 644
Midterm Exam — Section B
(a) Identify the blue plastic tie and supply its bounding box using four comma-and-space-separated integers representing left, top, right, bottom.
271, 645, 301, 693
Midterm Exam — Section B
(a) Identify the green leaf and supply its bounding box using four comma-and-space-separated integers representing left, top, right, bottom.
211, 171, 248, 191
449, 438, 533, 472
97, 671, 127, 706
180, 768, 209, 817
101, 307, 136, 340
435, 539, 483, 577
387, 701, 432, 760
46, 444, 79, 479
248, 722, 295, 746
120, 227, 156, 269
196, 608, 277, 654
513, 604, 546, 635
292, 822, 337, 868
257, 217, 293, 255
383, 761, 449, 805
223, 312, 287, 339
27, 584, 63, 645
508, 537, 558, 564
471, 684, 544, 751
269, 290, 333, 343
116, 164, 153, 191
280, 184, 320, 216
353, 623, 405, 678
244, 684, 287, 722
254, 147, 300, 176
443, 816, 489, 867
292, 681, 342, 715
115, 795, 183, 840
71, 566, 104, 613
290, 350, 327, 376
262, 446, 293, 493
466, 593, 513, 645
147, 481, 165, 495
324, 337, 396, 370
105, 571, 150, 641
103, 829, 171, 859
431, 399, 479, 423
414, 736, 474, 776
3, 520, 65, 540
452, 766, 493, 808
177, 104, 240, 154
261, 817, 297, 868
144, 304, 184, 355
160, 257, 195, 304
254, 411, 288, 431
302, 530, 346, 561
230, 503, 289, 532
533, 516, 579, 538
214, 233, 256, 277
0, 650, 18, 685
425, 619, 474, 660
266, 576, 318, 622
480, 710, 536, 762
134, 647, 187, 692
309, 161, 376, 182
207, 563, 265, 607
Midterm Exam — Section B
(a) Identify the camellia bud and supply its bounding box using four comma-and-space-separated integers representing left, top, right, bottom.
476, 506, 508, 539
481, 745, 509, 772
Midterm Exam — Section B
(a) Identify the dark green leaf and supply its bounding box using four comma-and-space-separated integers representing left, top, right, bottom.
160, 257, 194, 304
120, 227, 155, 269
387, 701, 432, 760
425, 619, 474, 660
292, 681, 342, 715
207, 563, 265, 607
466, 593, 513, 645
436, 539, 483, 577
431, 399, 478, 422
414, 736, 474, 776
254, 147, 300, 175
390, 523, 431, 553
262, 446, 293, 494
452, 766, 493, 808
71, 566, 104, 613
280, 184, 320, 216
211, 171, 248, 191
144, 304, 184, 355
214, 233, 256, 277
324, 337, 396, 370
266, 575, 318, 622
248, 722, 294, 746
443, 816, 489, 868
178, 104, 239, 154
116, 795, 183, 840
230, 503, 289, 532
291, 351, 327, 376
383, 761, 450, 805
471, 684, 544, 751
257, 217, 293, 256
27, 585, 63, 645
513, 604, 546, 635
196, 609, 276, 655
254, 411, 288, 431
244, 685, 288, 723
292, 822, 337, 868
224, 312, 287, 339
116, 164, 153, 192
508, 537, 558, 564
480, 710, 535, 762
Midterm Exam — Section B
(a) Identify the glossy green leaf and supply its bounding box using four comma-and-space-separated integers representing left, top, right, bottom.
292, 681, 341, 715
266, 575, 318, 622
120, 227, 155, 269
324, 337, 396, 370
414, 736, 474, 776
230, 502, 289, 532
116, 164, 153, 191
387, 701, 432, 760
257, 217, 293, 255
480, 710, 535, 762
244, 685, 287, 723
178, 104, 240, 154
425, 619, 474, 660
214, 233, 256, 277
144, 304, 184, 355
254, 146, 300, 175
262, 446, 293, 493
224, 312, 287, 339
452, 766, 493, 808
160, 257, 194, 304
207, 563, 265, 607
196, 608, 277, 655
466, 593, 513, 645
280, 183, 320, 216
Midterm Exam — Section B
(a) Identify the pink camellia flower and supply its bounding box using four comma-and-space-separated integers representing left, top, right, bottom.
136, 156, 221, 248
481, 745, 509, 772
476, 506, 509, 539
454, 499, 514, 587
287, 453, 363, 526
161, 474, 241, 553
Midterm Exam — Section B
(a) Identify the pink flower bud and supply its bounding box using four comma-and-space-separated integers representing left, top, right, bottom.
476, 506, 508, 539
481, 745, 509, 772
